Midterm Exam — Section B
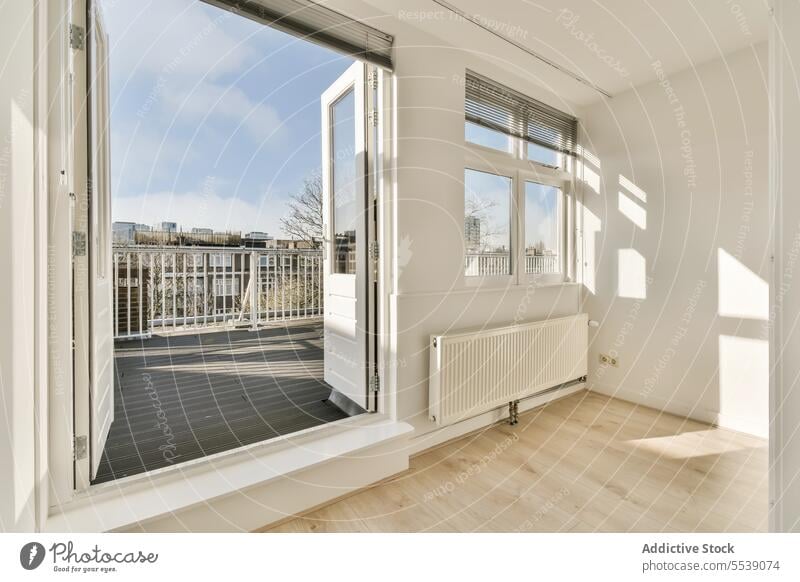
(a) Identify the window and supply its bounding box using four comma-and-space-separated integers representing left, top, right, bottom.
527, 142, 562, 168
331, 88, 358, 275
464, 169, 512, 276
525, 181, 561, 275
464, 70, 577, 163
214, 278, 240, 297
209, 253, 233, 268
463, 71, 575, 282
465, 121, 513, 154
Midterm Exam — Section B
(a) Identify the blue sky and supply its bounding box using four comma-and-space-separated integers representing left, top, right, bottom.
101, 0, 353, 235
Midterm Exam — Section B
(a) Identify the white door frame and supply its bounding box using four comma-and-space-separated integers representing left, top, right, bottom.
70, 0, 114, 491
70, 0, 92, 491
41, 4, 394, 516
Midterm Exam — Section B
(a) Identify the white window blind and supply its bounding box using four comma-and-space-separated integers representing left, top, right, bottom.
205, 0, 393, 69
465, 70, 577, 156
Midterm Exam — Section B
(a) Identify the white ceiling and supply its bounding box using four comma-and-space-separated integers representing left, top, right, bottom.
357, 0, 769, 105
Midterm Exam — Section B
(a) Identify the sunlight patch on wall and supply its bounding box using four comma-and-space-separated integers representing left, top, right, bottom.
618, 191, 646, 229
578, 146, 601, 194
719, 334, 768, 436
581, 204, 601, 295
581, 164, 600, 195
717, 248, 768, 320
580, 146, 601, 170
619, 174, 647, 203
618, 248, 646, 299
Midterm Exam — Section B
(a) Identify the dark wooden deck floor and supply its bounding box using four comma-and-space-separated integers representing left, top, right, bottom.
93, 319, 349, 484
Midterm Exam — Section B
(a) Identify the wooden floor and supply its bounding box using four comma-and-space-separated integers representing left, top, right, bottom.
94, 319, 349, 484
265, 391, 767, 532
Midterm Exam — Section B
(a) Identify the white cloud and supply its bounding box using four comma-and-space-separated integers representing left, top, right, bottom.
101, 0, 258, 80
161, 82, 285, 144
525, 201, 557, 250
109, 127, 194, 191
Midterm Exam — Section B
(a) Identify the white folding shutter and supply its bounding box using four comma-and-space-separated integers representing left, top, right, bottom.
321, 62, 369, 412
88, 2, 114, 478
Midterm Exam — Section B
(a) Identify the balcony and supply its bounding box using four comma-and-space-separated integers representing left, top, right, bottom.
95, 247, 347, 484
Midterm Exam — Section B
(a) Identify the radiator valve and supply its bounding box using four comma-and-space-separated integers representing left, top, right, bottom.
508, 400, 519, 425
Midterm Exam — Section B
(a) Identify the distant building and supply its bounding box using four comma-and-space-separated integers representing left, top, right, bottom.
113, 222, 152, 243
243, 231, 274, 248
244, 231, 271, 240
156, 221, 177, 233
135, 229, 241, 247
464, 216, 481, 251
112, 221, 136, 243
265, 238, 317, 250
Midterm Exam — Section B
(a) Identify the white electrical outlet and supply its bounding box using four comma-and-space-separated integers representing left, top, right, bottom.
599, 353, 619, 367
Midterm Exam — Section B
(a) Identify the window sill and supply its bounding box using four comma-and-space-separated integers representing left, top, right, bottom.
463, 276, 578, 291
394, 280, 580, 299
44, 415, 413, 533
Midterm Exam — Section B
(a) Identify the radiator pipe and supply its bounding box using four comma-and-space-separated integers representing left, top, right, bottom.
440, 376, 587, 430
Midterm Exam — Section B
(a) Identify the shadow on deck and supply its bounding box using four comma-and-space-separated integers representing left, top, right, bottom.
93, 319, 349, 484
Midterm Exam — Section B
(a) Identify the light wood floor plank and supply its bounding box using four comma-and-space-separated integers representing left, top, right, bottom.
262, 391, 767, 533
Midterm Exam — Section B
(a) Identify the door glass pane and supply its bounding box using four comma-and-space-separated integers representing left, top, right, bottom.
525, 181, 561, 274
331, 88, 357, 274
464, 169, 512, 276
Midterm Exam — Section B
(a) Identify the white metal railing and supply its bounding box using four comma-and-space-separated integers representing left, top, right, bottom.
112, 245, 323, 339
525, 254, 559, 274
465, 253, 511, 276
464, 253, 559, 277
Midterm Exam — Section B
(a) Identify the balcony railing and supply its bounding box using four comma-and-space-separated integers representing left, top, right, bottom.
464, 253, 560, 277
526, 254, 560, 274
112, 246, 323, 340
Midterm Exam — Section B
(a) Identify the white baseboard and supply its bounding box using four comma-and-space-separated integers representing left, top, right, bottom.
589, 380, 767, 439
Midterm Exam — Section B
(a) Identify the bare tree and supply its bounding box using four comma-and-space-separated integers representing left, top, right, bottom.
281, 172, 323, 247
465, 196, 503, 251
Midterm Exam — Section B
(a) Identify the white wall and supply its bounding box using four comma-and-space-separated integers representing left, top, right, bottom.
0, 1, 37, 532
373, 10, 583, 448
580, 44, 769, 437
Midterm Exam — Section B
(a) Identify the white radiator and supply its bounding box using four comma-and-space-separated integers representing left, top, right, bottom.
429, 313, 588, 427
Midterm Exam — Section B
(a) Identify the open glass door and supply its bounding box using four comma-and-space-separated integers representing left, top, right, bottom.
87, 1, 114, 479
321, 62, 369, 414
74, 0, 114, 487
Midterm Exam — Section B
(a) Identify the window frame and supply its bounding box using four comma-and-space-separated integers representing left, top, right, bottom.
518, 170, 568, 287
40, 0, 399, 528
464, 128, 575, 288
463, 166, 515, 282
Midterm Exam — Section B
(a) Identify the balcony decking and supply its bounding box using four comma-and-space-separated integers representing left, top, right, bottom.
94, 319, 349, 484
